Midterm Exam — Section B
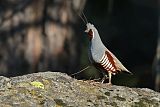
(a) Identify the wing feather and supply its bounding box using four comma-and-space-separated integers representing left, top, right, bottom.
106, 49, 132, 74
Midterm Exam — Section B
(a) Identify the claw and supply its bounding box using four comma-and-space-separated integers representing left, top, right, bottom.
101, 75, 109, 83
106, 82, 112, 86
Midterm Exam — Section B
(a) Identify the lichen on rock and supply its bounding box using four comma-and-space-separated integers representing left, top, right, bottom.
0, 72, 159, 107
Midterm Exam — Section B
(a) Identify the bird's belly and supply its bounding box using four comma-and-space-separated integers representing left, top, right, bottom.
88, 47, 103, 63
88, 50, 94, 63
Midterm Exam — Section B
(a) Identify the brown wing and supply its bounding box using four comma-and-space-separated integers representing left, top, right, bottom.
106, 49, 132, 74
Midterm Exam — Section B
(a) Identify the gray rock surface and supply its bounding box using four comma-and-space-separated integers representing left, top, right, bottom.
0, 72, 159, 107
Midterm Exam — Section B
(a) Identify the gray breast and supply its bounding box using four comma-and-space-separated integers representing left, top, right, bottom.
88, 42, 106, 64
87, 25, 107, 64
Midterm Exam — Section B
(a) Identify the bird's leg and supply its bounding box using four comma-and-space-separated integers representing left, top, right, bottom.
108, 72, 112, 85
101, 76, 105, 83
101, 73, 108, 83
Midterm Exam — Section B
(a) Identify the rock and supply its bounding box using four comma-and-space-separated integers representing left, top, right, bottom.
0, 72, 159, 107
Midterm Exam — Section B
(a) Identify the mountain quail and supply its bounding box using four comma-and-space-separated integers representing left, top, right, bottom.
85, 23, 132, 84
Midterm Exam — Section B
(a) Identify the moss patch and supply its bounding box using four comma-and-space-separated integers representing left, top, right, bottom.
54, 99, 66, 106
97, 95, 106, 100
113, 96, 126, 101
133, 97, 159, 107
110, 102, 118, 107
104, 92, 110, 96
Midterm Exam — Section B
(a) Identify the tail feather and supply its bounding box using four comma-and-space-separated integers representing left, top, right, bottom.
122, 67, 133, 75
107, 49, 133, 75
116, 62, 133, 75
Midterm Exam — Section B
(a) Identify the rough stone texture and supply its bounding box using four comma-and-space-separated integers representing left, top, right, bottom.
0, 72, 159, 107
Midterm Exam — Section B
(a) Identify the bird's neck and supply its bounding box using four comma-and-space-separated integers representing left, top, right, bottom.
90, 31, 104, 49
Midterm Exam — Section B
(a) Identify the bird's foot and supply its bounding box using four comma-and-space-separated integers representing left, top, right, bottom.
86, 78, 101, 84
101, 75, 109, 84
88, 81, 101, 86
106, 82, 112, 86
101, 80, 105, 84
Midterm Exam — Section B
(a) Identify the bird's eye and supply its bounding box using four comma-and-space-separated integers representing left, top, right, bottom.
87, 29, 93, 40
88, 29, 93, 36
